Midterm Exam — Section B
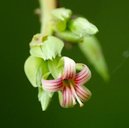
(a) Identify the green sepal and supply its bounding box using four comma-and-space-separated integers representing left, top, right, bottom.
51, 8, 72, 32
38, 87, 53, 111
24, 56, 48, 87
56, 31, 82, 43
79, 36, 109, 81
47, 57, 64, 78
30, 34, 64, 60
58, 91, 63, 107
38, 64, 53, 111
69, 17, 98, 38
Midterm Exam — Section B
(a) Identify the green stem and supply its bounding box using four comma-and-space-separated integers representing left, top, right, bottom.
39, 0, 57, 35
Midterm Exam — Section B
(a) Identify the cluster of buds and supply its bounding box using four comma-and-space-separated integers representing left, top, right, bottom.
25, 8, 108, 111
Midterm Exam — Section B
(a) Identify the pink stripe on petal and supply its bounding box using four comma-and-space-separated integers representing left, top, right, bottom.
75, 65, 91, 85
76, 86, 87, 98
67, 87, 73, 107
44, 85, 62, 92
65, 87, 69, 107
42, 78, 62, 92
62, 57, 76, 79
63, 87, 66, 106
61, 86, 74, 108
63, 87, 68, 107
70, 60, 76, 78
75, 74, 90, 85
76, 65, 90, 80
76, 86, 92, 101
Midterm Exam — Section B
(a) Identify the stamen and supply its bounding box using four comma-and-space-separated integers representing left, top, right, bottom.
72, 95, 76, 105
70, 83, 83, 107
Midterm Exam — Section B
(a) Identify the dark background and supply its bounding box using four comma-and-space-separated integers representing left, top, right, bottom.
1, 0, 129, 128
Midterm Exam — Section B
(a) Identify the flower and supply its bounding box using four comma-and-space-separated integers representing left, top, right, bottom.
42, 57, 92, 108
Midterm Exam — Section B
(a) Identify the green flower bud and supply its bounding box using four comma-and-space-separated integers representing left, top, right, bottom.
69, 17, 98, 38
51, 8, 72, 31
24, 56, 49, 87
30, 34, 64, 60
79, 36, 109, 81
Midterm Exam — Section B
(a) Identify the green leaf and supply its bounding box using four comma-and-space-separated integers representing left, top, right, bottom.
38, 87, 53, 111
47, 57, 64, 78
69, 17, 98, 38
51, 8, 72, 32
24, 56, 48, 87
79, 36, 109, 81
30, 35, 64, 60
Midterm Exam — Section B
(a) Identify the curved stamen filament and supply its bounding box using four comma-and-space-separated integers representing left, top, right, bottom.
72, 94, 76, 106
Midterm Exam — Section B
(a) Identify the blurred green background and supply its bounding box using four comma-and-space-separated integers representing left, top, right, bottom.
1, 0, 129, 128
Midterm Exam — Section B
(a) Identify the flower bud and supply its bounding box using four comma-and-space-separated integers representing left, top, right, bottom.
51, 8, 72, 31
69, 17, 98, 38
79, 36, 109, 80
30, 34, 64, 60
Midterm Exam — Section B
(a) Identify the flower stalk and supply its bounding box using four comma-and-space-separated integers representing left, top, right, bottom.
39, 0, 57, 34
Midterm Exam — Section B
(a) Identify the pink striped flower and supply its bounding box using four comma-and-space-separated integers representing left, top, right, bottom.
42, 57, 92, 108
